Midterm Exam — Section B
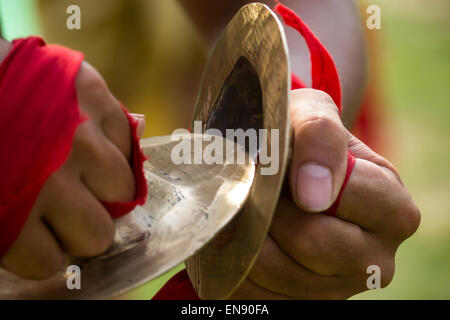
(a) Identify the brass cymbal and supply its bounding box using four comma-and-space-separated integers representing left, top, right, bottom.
0, 134, 255, 299
186, 3, 290, 299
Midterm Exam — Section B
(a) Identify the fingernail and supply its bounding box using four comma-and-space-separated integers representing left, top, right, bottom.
296, 163, 332, 211
130, 114, 146, 138
136, 118, 146, 138
130, 113, 146, 119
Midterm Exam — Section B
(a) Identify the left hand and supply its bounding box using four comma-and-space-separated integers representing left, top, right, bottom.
0, 62, 145, 279
230, 89, 421, 299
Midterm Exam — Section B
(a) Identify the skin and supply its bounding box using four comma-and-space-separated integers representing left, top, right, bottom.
0, 40, 144, 278
231, 89, 420, 299
0, 0, 420, 299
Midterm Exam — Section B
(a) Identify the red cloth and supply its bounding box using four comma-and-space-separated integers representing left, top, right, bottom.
153, 269, 200, 300
275, 3, 342, 111
153, 2, 356, 300
0, 37, 147, 258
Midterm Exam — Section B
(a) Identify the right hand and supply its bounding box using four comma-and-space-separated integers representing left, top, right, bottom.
1, 62, 145, 279
230, 89, 420, 299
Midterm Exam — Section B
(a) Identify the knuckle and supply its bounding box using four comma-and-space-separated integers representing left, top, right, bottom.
295, 116, 346, 148
76, 130, 135, 202
291, 89, 339, 116
103, 103, 128, 128
309, 89, 336, 106
380, 259, 395, 288
101, 98, 124, 124
293, 218, 328, 259
76, 62, 118, 117
76, 62, 109, 100
77, 61, 107, 89
292, 88, 335, 105
392, 196, 421, 240
404, 202, 421, 237
376, 167, 421, 240
73, 122, 101, 157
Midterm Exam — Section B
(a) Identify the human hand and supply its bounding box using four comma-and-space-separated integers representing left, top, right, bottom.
231, 89, 421, 299
1, 62, 145, 279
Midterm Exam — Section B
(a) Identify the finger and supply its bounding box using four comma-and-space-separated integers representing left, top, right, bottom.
71, 121, 135, 203
1, 218, 64, 279
248, 235, 358, 299
336, 158, 421, 239
270, 195, 373, 276
289, 89, 348, 212
100, 103, 133, 160
129, 113, 146, 139
42, 172, 115, 257
76, 61, 132, 160
346, 131, 402, 183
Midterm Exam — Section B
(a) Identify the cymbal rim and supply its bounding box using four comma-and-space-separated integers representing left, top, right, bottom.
186, 3, 291, 300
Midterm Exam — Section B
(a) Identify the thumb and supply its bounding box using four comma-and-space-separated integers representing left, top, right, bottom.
288, 89, 348, 212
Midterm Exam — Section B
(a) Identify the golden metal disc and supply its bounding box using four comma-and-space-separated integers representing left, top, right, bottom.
186, 3, 291, 299
0, 134, 255, 299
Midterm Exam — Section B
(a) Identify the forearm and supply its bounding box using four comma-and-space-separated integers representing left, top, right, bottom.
178, 0, 367, 127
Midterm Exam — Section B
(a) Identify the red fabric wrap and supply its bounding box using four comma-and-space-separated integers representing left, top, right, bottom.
153, 269, 200, 300
0, 37, 148, 258
154, 3, 357, 299
102, 104, 148, 219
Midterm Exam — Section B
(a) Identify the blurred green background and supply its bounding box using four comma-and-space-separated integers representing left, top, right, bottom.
1, 0, 449, 299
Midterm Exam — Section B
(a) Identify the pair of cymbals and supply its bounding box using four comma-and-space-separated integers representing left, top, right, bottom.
0, 3, 290, 300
